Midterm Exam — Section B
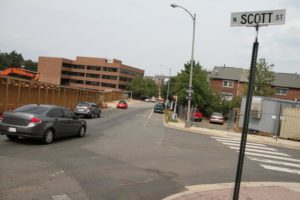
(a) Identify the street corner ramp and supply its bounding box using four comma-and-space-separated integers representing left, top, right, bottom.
162, 182, 300, 200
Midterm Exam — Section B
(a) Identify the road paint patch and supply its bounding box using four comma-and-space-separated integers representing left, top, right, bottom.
230, 146, 290, 156
245, 152, 300, 163
222, 142, 277, 151
50, 170, 64, 177
216, 139, 266, 146
260, 164, 300, 175
52, 194, 71, 200
143, 110, 153, 127
248, 157, 300, 168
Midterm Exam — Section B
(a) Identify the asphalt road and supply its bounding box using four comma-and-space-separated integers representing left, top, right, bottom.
0, 102, 299, 200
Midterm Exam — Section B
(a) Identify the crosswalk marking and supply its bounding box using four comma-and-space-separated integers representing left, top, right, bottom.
230, 146, 290, 157
248, 157, 300, 168
245, 152, 300, 163
215, 139, 266, 147
221, 142, 277, 151
260, 164, 300, 175
211, 135, 300, 175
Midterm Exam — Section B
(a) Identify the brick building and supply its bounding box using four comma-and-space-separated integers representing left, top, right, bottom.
209, 66, 300, 101
38, 56, 144, 91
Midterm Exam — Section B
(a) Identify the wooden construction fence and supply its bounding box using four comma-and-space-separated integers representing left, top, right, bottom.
0, 76, 124, 113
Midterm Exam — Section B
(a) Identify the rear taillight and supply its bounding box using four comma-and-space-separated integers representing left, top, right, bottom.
30, 117, 42, 123
0, 115, 3, 120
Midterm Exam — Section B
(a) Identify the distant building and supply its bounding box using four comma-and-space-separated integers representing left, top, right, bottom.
154, 75, 170, 88
38, 56, 144, 91
209, 66, 248, 101
209, 66, 300, 101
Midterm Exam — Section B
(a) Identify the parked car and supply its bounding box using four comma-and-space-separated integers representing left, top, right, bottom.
117, 100, 128, 109
191, 110, 203, 122
154, 103, 164, 113
0, 104, 87, 144
74, 102, 101, 118
209, 112, 224, 125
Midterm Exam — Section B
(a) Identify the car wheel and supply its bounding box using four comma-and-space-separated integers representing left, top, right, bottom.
6, 134, 19, 140
43, 129, 54, 144
98, 112, 101, 118
90, 113, 94, 119
78, 126, 86, 137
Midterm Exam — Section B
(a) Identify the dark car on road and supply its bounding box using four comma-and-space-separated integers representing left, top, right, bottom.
0, 104, 87, 144
154, 103, 165, 113
74, 102, 101, 118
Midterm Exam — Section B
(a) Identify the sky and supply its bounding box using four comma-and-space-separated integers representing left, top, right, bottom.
1, 0, 299, 76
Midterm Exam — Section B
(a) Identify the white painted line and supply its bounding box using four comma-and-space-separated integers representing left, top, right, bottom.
143, 110, 154, 127
248, 156, 300, 168
245, 152, 300, 163
230, 146, 290, 157
222, 142, 277, 151
217, 139, 266, 147
211, 136, 240, 140
260, 164, 300, 175
52, 194, 71, 200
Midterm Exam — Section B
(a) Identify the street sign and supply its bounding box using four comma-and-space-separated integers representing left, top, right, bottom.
186, 89, 194, 93
231, 9, 286, 27
186, 96, 192, 100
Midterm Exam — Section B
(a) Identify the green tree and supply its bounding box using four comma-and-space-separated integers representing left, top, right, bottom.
126, 77, 158, 98
170, 61, 214, 115
244, 58, 275, 96
0, 50, 37, 71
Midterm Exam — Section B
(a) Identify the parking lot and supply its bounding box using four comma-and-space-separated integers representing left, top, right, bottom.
192, 118, 228, 131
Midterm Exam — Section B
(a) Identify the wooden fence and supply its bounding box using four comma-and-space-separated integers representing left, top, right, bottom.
0, 76, 124, 113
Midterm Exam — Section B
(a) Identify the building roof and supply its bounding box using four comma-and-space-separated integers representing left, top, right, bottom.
210, 66, 300, 89
209, 66, 249, 82
273, 73, 300, 88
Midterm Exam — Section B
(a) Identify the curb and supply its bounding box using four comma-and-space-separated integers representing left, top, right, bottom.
162, 182, 300, 200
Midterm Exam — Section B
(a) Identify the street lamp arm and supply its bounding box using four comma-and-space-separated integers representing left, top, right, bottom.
170, 3, 194, 20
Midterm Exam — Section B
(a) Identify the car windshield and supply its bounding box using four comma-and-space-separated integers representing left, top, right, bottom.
119, 101, 126, 104
212, 112, 223, 116
77, 102, 89, 106
14, 105, 48, 114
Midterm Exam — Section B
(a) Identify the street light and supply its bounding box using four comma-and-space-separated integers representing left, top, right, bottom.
161, 66, 171, 105
170, 3, 196, 128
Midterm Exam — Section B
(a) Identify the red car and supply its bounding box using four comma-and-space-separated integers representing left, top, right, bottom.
191, 110, 203, 122
117, 100, 128, 109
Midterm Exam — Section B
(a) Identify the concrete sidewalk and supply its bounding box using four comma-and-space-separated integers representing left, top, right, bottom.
165, 119, 300, 150
162, 182, 300, 200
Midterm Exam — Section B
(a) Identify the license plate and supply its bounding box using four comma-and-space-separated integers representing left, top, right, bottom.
78, 109, 84, 112
8, 127, 16, 133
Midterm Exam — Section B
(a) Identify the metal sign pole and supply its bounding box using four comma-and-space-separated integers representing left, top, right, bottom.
233, 24, 260, 200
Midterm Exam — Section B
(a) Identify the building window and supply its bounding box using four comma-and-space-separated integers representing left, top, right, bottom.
102, 75, 117, 80
275, 87, 288, 96
85, 81, 100, 86
86, 73, 100, 78
102, 83, 116, 88
119, 77, 132, 82
87, 66, 101, 71
221, 92, 233, 101
223, 80, 234, 88
62, 63, 72, 68
62, 79, 84, 84
62, 71, 85, 77
118, 84, 126, 89
103, 67, 118, 72
72, 65, 85, 69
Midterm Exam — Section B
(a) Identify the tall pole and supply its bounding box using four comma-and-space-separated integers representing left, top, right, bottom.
170, 3, 196, 128
186, 13, 196, 128
233, 25, 260, 200
166, 68, 171, 104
